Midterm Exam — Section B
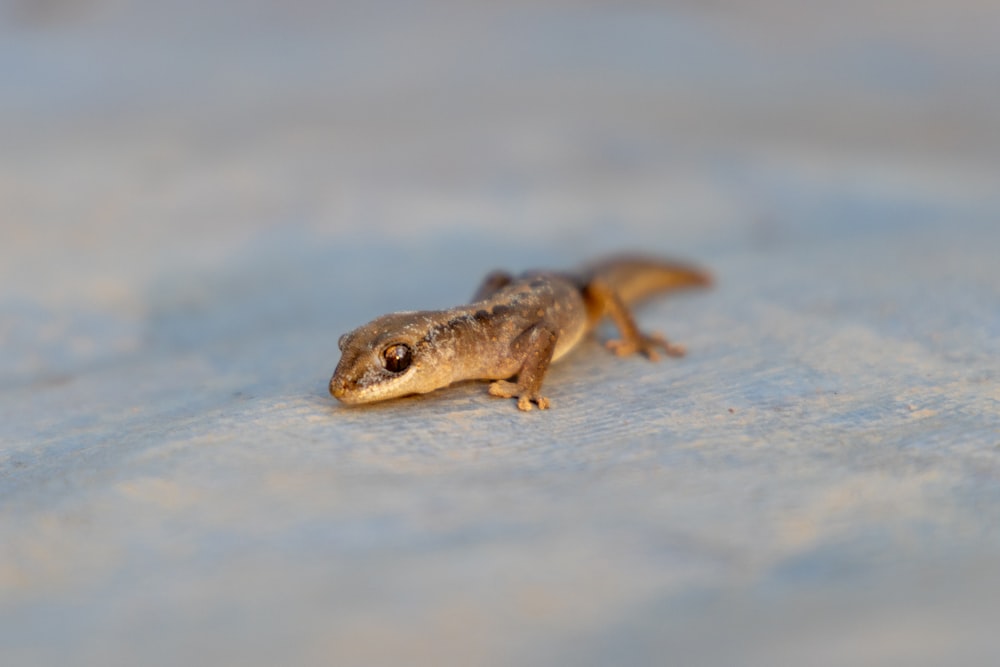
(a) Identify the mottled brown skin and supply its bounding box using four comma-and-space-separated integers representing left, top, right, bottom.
329, 255, 711, 411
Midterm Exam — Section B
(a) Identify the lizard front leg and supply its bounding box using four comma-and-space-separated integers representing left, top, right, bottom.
471, 270, 514, 302
488, 325, 558, 411
584, 279, 685, 361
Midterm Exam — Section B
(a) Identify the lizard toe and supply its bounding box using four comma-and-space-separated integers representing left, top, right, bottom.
488, 380, 518, 398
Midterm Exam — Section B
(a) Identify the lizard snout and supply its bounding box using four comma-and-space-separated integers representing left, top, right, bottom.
329, 375, 347, 399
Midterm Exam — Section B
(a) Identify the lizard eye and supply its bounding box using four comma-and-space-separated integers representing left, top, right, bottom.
381, 343, 412, 373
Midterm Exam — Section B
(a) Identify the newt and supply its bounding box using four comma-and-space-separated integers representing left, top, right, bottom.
329, 255, 711, 411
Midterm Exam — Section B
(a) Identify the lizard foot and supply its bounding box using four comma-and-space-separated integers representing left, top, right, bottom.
605, 333, 686, 361
488, 381, 551, 411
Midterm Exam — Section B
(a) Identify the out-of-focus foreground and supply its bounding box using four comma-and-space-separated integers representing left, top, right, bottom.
2, 2, 999, 665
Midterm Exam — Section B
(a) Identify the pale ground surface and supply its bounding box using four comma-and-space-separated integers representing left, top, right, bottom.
2, 2, 999, 665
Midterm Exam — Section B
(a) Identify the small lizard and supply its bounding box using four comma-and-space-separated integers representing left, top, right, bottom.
329, 255, 711, 411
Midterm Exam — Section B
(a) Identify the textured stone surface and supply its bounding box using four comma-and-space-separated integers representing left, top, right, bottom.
2, 2, 999, 665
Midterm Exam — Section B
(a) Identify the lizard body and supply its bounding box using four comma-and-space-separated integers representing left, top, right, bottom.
329, 255, 711, 411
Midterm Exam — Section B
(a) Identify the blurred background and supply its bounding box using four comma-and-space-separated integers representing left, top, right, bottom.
1, 1, 999, 665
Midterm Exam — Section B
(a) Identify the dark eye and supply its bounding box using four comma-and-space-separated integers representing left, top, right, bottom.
381, 343, 412, 373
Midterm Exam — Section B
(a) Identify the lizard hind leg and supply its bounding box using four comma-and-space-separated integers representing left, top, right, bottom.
585, 278, 686, 361
487, 325, 558, 411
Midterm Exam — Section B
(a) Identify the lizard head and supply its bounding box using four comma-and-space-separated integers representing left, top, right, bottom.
329, 311, 456, 405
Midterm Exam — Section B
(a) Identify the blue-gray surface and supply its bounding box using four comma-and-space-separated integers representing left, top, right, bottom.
2, 2, 999, 665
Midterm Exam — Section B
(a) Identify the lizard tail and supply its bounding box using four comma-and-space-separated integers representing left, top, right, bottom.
583, 254, 713, 306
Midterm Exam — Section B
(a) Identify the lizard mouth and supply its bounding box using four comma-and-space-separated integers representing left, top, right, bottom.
329, 373, 382, 404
